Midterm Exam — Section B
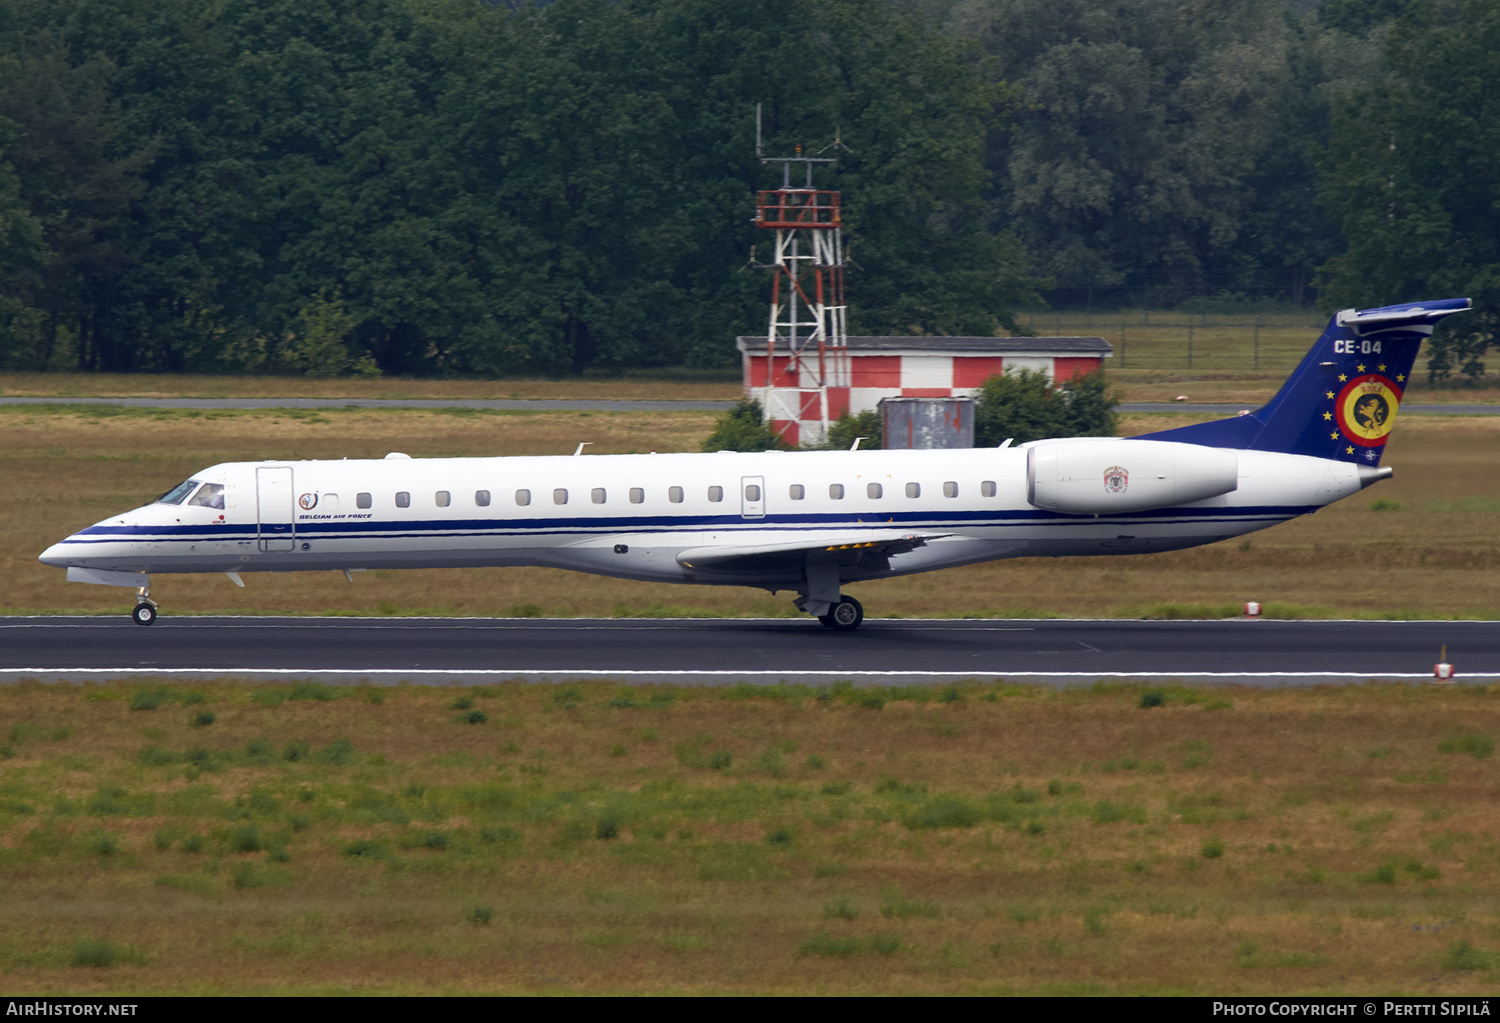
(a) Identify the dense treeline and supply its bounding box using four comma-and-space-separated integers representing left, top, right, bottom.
0, 0, 1021, 375
0, 0, 1496, 378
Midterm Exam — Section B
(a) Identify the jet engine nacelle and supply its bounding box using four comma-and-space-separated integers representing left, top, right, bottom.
1027, 439, 1239, 515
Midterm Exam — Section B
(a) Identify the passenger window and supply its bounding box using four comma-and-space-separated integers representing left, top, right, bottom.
553, 489, 568, 505
789, 484, 805, 500
905, 482, 920, 499
829, 484, 844, 500
322, 493, 339, 512
981, 480, 997, 497
515, 489, 531, 506
629, 488, 644, 504
745, 484, 761, 502
708, 486, 723, 503
867, 482, 883, 499
943, 481, 958, 498
357, 493, 372, 509
435, 491, 451, 508
475, 490, 491, 507
395, 492, 411, 508
668, 486, 684, 504
189, 483, 226, 509
592, 488, 606, 504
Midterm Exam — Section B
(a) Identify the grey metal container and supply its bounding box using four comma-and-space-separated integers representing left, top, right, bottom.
878, 396, 974, 449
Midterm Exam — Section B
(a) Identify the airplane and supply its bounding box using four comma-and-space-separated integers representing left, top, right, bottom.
39, 297, 1471, 630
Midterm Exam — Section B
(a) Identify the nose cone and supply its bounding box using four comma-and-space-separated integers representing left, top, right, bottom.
39, 541, 74, 567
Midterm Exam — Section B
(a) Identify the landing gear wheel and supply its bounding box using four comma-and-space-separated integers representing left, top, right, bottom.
131, 603, 157, 626
827, 596, 863, 631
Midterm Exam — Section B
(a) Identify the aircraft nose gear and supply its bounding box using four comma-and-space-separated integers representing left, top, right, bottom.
132, 584, 158, 626
818, 595, 864, 631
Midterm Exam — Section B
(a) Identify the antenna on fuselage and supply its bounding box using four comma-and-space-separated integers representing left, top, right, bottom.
574, 442, 593, 456
850, 437, 865, 451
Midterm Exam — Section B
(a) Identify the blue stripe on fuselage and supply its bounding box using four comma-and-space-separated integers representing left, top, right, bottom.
66, 504, 1309, 546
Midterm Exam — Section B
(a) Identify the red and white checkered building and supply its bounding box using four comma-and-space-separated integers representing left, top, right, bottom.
736, 335, 1113, 447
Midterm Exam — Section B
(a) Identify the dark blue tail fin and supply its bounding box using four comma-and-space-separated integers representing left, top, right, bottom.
1140, 298, 1472, 464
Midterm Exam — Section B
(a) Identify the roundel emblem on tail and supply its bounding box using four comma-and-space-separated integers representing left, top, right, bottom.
1335, 374, 1401, 447
298, 493, 318, 511
1103, 465, 1129, 494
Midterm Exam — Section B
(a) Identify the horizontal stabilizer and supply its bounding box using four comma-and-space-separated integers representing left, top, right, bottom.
1336, 298, 1471, 335
677, 532, 945, 571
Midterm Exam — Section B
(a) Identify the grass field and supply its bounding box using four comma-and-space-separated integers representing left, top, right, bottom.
7, 406, 1500, 620
1, 679, 1497, 994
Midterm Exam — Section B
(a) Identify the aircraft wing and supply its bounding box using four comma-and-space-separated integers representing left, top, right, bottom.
676, 531, 947, 572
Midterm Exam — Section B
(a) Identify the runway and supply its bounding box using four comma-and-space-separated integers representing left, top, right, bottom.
1, 616, 1494, 686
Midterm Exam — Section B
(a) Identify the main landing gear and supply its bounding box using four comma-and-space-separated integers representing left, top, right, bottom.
132, 583, 158, 626
796, 561, 863, 630
817, 595, 864, 631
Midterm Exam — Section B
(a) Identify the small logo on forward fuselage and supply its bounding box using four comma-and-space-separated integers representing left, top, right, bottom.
298, 493, 318, 511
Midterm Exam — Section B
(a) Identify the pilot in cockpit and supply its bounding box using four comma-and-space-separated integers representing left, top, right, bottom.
189, 483, 225, 510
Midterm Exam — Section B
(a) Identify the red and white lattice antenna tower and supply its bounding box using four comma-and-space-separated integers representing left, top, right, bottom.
752, 104, 849, 447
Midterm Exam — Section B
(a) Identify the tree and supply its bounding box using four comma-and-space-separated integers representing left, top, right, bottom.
0, 32, 157, 370
820, 409, 883, 450
702, 399, 791, 452
949, 0, 1293, 304
0, 134, 47, 369
1235, 16, 1380, 306
283, 289, 370, 378
0, 0, 1038, 376
973, 368, 1116, 447
1319, 0, 1500, 380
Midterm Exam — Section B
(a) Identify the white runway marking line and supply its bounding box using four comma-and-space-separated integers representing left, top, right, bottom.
0, 667, 1490, 679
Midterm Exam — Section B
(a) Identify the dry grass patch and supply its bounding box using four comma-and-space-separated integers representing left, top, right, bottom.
1, 680, 1499, 993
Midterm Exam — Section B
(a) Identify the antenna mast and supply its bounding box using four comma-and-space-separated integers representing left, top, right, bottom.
752, 103, 848, 447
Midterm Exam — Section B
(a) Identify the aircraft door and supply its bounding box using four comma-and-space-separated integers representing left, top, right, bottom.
256, 466, 296, 552
740, 476, 765, 519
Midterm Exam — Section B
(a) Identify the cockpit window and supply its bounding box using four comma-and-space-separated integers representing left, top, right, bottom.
157, 479, 199, 505
188, 483, 225, 509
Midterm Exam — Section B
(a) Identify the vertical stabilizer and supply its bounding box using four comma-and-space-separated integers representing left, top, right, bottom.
1141, 298, 1471, 464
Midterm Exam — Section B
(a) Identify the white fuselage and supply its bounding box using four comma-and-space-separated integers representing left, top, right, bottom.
39, 444, 1369, 593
